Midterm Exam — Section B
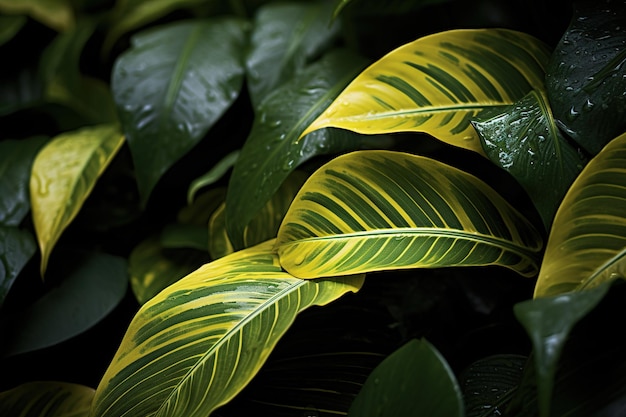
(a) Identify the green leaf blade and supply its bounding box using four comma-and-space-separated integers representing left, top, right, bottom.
276, 150, 543, 278
0, 381, 94, 417
91, 240, 363, 417
301, 28, 551, 154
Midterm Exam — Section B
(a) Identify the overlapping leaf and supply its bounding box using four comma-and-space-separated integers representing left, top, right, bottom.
29, 124, 125, 276
91, 240, 363, 417
276, 150, 543, 278
300, 28, 551, 155
533, 132, 626, 298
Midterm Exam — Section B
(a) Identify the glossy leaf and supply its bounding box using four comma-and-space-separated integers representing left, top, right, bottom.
0, 250, 128, 358
276, 150, 544, 278
102, 0, 215, 56
0, 381, 94, 417
348, 338, 464, 417
226, 49, 368, 249
91, 240, 363, 417
534, 132, 626, 298
39, 18, 118, 124
30, 124, 125, 276
0, 226, 36, 309
514, 283, 610, 417
473, 90, 588, 232
0, 0, 73, 31
112, 19, 247, 206
129, 236, 209, 305
0, 136, 47, 226
545, 0, 626, 155
246, 0, 341, 107
301, 28, 551, 155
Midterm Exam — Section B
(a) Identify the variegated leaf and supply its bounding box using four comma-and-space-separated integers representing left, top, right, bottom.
534, 132, 626, 298
91, 239, 363, 417
301, 29, 551, 155
0, 381, 94, 417
276, 150, 543, 278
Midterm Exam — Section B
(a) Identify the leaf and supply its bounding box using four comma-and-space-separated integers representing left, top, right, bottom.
533, 132, 626, 298
102, 0, 217, 57
301, 28, 551, 155
473, 90, 588, 232
332, 0, 451, 19
112, 18, 247, 206
514, 283, 610, 417
91, 239, 363, 417
246, 0, 341, 107
0, 381, 94, 417
187, 150, 239, 204
39, 18, 118, 124
348, 338, 464, 417
276, 150, 544, 278
129, 236, 209, 305
0, 0, 73, 32
0, 66, 44, 117
0, 15, 26, 46
545, 0, 626, 155
226, 49, 368, 249
0, 226, 36, 309
0, 250, 128, 358
30, 124, 125, 276
0, 136, 48, 226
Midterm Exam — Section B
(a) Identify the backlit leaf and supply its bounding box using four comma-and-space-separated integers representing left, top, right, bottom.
30, 124, 125, 276
301, 28, 550, 155
276, 150, 543, 278
534, 132, 626, 298
91, 240, 363, 417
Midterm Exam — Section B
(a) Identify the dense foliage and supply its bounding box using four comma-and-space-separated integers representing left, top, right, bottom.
1, 0, 625, 416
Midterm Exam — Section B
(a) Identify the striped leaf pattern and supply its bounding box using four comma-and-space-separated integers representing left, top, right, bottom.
276, 150, 543, 278
534, 132, 626, 298
91, 239, 363, 417
0, 381, 94, 417
300, 29, 551, 155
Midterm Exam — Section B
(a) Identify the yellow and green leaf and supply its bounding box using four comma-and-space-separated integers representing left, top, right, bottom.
91, 240, 363, 417
276, 150, 543, 278
301, 28, 551, 155
534, 132, 626, 298
30, 124, 124, 276
0, 381, 94, 417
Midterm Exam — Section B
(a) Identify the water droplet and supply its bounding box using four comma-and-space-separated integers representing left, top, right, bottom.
293, 254, 306, 266
582, 98, 595, 111
567, 106, 580, 121
282, 159, 295, 171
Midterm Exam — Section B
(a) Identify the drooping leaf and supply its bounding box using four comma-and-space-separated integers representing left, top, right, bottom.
0, 136, 48, 226
112, 18, 247, 206
301, 28, 551, 155
276, 150, 544, 278
0, 226, 36, 309
128, 235, 209, 305
348, 338, 464, 417
473, 90, 588, 232
30, 124, 125, 276
39, 18, 118, 124
0, 381, 94, 417
246, 0, 341, 107
91, 240, 363, 417
0, 250, 128, 358
102, 0, 218, 56
514, 282, 610, 417
533, 132, 626, 298
0, 15, 26, 46
187, 150, 239, 204
459, 354, 527, 417
545, 0, 626, 155
226, 49, 368, 249
0, 0, 73, 31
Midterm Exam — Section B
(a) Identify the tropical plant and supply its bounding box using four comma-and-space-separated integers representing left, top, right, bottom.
1, 0, 625, 416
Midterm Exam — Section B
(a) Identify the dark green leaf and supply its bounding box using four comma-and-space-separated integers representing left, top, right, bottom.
0, 66, 44, 117
0, 250, 128, 357
513, 283, 610, 417
0, 136, 47, 226
545, 0, 626, 155
187, 150, 239, 204
0, 15, 26, 46
160, 223, 208, 251
333, 0, 451, 18
112, 18, 248, 206
473, 90, 587, 232
246, 0, 341, 107
226, 49, 368, 249
0, 226, 36, 309
348, 338, 464, 417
